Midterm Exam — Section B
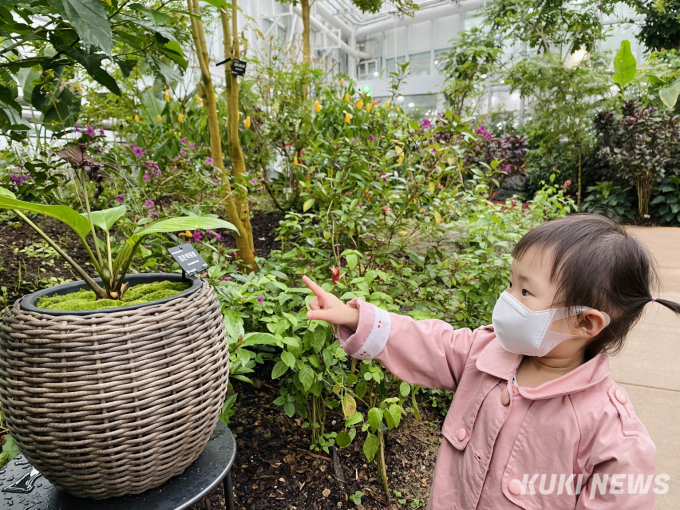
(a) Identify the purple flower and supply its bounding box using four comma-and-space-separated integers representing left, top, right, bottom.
74, 123, 81, 133
143, 173, 151, 181
145, 160, 161, 177
189, 143, 195, 150
10, 174, 28, 186
257, 295, 264, 303
116, 194, 124, 203
205, 157, 214, 164
172, 156, 179, 162
308, 263, 313, 268
180, 149, 186, 157
99, 128, 105, 136
181, 137, 187, 145
249, 178, 258, 185
85, 126, 96, 137
151, 213, 158, 219
94, 147, 102, 153
212, 178, 218, 183
474, 124, 493, 141
144, 200, 154, 208
129, 143, 147, 158
192, 231, 202, 242
368, 136, 375, 142
420, 118, 432, 129
221, 277, 232, 281
206, 229, 222, 240
431, 148, 439, 154
501, 165, 510, 174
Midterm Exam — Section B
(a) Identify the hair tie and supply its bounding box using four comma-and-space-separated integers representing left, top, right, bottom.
651, 296, 658, 302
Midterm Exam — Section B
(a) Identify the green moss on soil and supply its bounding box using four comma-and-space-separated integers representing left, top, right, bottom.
37, 281, 191, 311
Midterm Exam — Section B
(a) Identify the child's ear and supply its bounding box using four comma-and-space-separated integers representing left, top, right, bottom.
577, 310, 609, 338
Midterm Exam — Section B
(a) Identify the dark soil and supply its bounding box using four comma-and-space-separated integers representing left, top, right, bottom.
188, 361, 441, 510
219, 211, 284, 258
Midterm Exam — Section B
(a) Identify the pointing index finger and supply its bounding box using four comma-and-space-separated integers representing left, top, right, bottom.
302, 275, 325, 297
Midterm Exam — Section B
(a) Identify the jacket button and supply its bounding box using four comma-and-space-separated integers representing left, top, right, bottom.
615, 388, 628, 404
501, 389, 510, 406
509, 479, 523, 495
457, 427, 467, 441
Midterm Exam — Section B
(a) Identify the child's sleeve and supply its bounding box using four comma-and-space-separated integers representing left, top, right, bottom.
336, 298, 477, 391
575, 386, 657, 509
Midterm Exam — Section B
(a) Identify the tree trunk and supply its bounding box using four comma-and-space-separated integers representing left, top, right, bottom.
301, 0, 311, 64
187, 0, 257, 272
220, 2, 257, 271
636, 173, 654, 217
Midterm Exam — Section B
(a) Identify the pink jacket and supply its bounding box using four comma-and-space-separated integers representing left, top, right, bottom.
337, 299, 657, 510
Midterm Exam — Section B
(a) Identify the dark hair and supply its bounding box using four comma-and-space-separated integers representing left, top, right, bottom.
513, 214, 680, 358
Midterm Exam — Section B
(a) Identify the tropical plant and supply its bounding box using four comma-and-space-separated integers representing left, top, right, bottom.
0, 143, 235, 300
650, 176, 680, 224
580, 181, 636, 219
0, 0, 188, 141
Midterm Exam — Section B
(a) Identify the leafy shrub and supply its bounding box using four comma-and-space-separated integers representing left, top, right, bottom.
650, 176, 680, 225
581, 181, 636, 220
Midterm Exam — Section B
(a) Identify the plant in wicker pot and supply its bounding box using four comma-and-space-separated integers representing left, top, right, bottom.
0, 146, 235, 499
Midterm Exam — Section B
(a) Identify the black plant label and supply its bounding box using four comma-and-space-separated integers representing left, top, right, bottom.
168, 244, 209, 276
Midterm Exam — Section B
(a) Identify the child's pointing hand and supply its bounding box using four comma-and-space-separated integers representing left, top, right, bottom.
302, 276, 360, 331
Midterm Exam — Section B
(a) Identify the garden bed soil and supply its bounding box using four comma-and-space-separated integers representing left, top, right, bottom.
189, 361, 442, 510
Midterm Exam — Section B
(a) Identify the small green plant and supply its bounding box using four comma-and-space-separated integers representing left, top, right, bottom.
349, 490, 363, 506
650, 176, 680, 225
0, 144, 236, 300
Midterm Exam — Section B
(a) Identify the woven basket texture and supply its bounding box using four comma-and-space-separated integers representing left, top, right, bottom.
0, 281, 229, 499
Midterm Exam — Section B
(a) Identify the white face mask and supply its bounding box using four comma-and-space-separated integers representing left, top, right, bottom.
491, 291, 611, 357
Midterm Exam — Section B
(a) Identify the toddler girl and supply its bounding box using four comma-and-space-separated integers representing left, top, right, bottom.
302, 214, 679, 509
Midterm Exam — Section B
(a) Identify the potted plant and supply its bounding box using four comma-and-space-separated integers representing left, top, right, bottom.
0, 145, 234, 499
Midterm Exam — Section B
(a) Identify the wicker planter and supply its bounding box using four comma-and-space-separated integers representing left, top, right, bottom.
0, 274, 230, 499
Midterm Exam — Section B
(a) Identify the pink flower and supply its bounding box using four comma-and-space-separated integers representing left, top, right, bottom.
144, 200, 154, 208
190, 143, 195, 149
221, 277, 232, 281
192, 231, 202, 242
206, 157, 213, 164
180, 149, 186, 157
150, 213, 158, 219
85, 126, 96, 137
130, 144, 146, 158
257, 295, 264, 303
143, 173, 151, 181
212, 178, 218, 183
116, 194, 124, 203
172, 156, 179, 162
563, 180, 572, 187
474, 124, 493, 141
420, 118, 432, 129
249, 178, 258, 184
181, 137, 187, 145
99, 128, 105, 136
368, 136, 375, 142
381, 206, 392, 214
308, 263, 313, 268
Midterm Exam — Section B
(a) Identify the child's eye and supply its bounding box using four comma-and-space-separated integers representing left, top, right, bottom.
522, 289, 532, 297
508, 281, 513, 288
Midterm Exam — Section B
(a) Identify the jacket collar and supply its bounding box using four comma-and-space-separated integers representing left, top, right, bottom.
475, 336, 611, 400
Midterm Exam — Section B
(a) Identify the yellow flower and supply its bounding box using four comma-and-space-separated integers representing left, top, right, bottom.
177, 131, 181, 136
340, 78, 344, 84
156, 114, 161, 121
134, 115, 140, 122
174, 131, 178, 135
398, 154, 404, 164
294, 155, 299, 165
164, 89, 170, 101
385, 101, 390, 109
366, 104, 371, 113
344, 112, 351, 123
178, 113, 184, 122
371, 99, 375, 108
344, 93, 350, 102
397, 107, 401, 113
314, 100, 321, 112
376, 112, 380, 117
357, 99, 363, 109
400, 231, 408, 236
197, 97, 202, 106
245, 116, 251, 128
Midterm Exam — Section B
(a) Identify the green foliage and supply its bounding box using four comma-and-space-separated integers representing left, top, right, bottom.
0, 435, 20, 467
440, 28, 502, 114
650, 176, 680, 224
581, 181, 636, 220
613, 40, 637, 91
630, 0, 680, 52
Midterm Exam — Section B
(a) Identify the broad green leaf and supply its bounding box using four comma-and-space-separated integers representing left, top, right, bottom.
0, 83, 21, 113
303, 198, 315, 212
242, 332, 279, 347
42, 87, 81, 128
336, 431, 352, 448
345, 411, 363, 427
368, 407, 383, 432
202, 0, 232, 9
298, 364, 314, 391
134, 216, 236, 237
142, 89, 166, 122
271, 361, 288, 379
0, 186, 16, 199
363, 432, 379, 462
613, 40, 636, 89
660, 85, 680, 109
283, 401, 295, 417
161, 41, 188, 70
48, 0, 113, 55
130, 3, 174, 25
60, 47, 121, 96
85, 205, 126, 232
342, 394, 357, 417
281, 351, 296, 369
388, 404, 402, 429
346, 253, 358, 271
399, 381, 410, 397
0, 192, 91, 239
1, 435, 20, 463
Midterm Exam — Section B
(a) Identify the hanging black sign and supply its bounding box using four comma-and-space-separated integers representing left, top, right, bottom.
168, 244, 209, 277
230, 59, 247, 76
216, 58, 247, 76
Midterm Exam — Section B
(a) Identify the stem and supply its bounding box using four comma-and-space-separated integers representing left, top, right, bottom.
78, 169, 104, 269
350, 358, 357, 375
411, 386, 421, 421
13, 211, 107, 298
106, 231, 113, 274
378, 429, 389, 495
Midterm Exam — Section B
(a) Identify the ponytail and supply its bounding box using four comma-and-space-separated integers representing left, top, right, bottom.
649, 296, 680, 315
